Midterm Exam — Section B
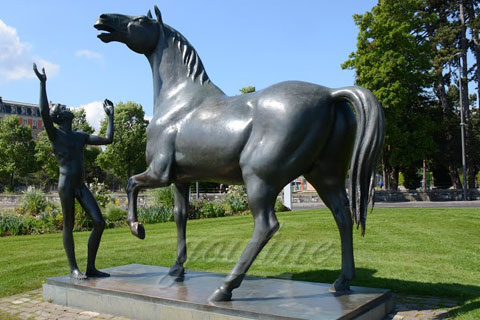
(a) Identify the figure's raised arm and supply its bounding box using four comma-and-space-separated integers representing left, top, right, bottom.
86, 99, 114, 145
33, 63, 56, 141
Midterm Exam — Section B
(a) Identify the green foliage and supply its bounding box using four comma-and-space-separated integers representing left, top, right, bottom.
71, 108, 94, 134
138, 205, 174, 224
342, 0, 437, 188
150, 186, 175, 208
104, 205, 127, 228
239, 86, 255, 94
73, 201, 93, 231
34, 131, 59, 185
224, 185, 248, 213
87, 178, 112, 208
2, 208, 480, 320
33, 109, 102, 187
97, 101, 148, 181
195, 201, 226, 219
21, 188, 48, 216
0, 116, 36, 190
274, 199, 289, 212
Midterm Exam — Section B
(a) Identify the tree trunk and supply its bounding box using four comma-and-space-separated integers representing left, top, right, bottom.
448, 164, 463, 189
9, 172, 14, 191
386, 167, 399, 190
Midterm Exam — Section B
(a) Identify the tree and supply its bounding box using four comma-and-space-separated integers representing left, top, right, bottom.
34, 107, 102, 188
71, 108, 94, 134
96, 101, 148, 184
34, 130, 59, 187
0, 116, 36, 191
239, 86, 255, 94
342, 0, 437, 189
71, 108, 104, 183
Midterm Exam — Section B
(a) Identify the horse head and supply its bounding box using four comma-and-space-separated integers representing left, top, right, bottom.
94, 6, 163, 55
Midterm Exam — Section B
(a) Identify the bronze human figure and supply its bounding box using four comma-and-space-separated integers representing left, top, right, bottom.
95, 7, 385, 301
34, 64, 114, 280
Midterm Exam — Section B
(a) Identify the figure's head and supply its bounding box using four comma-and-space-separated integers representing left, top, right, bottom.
50, 104, 74, 124
94, 6, 162, 55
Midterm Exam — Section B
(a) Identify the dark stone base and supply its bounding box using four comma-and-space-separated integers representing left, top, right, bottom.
43, 264, 394, 320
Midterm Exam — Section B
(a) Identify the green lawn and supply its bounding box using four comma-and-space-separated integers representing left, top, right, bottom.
0, 208, 479, 318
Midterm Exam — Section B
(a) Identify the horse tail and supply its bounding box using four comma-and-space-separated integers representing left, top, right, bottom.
331, 86, 385, 236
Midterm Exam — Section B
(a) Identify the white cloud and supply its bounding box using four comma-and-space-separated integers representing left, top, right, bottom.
75, 49, 104, 65
145, 115, 153, 123
0, 19, 59, 82
77, 101, 105, 133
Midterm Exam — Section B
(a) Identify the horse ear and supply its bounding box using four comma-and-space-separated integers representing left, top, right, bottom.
147, 10, 153, 19
154, 5, 163, 24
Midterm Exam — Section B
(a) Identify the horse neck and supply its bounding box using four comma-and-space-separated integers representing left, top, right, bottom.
147, 43, 224, 114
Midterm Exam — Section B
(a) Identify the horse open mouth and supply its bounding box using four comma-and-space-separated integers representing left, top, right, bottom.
94, 22, 116, 43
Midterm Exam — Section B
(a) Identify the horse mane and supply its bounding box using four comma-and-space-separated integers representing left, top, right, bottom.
164, 25, 211, 85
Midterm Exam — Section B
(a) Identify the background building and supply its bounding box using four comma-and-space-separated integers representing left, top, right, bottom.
0, 97, 43, 137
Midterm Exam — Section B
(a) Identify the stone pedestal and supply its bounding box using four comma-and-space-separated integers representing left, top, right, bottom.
43, 264, 394, 319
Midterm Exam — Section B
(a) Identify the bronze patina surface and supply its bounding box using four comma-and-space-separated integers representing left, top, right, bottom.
44, 264, 394, 320
94, 6, 385, 301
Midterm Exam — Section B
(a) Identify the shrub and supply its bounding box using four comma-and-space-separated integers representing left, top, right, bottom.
275, 199, 289, 212
104, 205, 127, 228
224, 185, 249, 213
21, 187, 48, 216
150, 186, 175, 208
138, 206, 174, 224
196, 201, 226, 219
0, 214, 36, 236
88, 178, 112, 208
74, 200, 93, 231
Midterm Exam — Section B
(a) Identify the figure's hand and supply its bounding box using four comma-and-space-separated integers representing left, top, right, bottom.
33, 63, 47, 82
103, 99, 114, 117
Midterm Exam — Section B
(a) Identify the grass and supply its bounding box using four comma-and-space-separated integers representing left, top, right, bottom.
0, 208, 479, 318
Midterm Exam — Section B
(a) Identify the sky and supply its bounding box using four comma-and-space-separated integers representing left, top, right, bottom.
0, 1, 379, 130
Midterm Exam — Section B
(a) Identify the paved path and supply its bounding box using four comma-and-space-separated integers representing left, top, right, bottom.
293, 200, 480, 210
0, 288, 461, 320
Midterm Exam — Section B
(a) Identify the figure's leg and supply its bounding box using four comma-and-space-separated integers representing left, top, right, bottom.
209, 175, 279, 301
58, 177, 86, 280
76, 185, 109, 278
126, 166, 169, 239
169, 183, 190, 277
305, 170, 354, 293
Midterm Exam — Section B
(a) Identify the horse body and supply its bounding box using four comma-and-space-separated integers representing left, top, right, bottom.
95, 6, 385, 302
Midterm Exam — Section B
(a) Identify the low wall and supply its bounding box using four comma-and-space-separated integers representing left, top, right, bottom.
292, 189, 479, 203
1, 189, 478, 209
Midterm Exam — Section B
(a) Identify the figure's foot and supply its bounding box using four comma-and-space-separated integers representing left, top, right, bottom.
70, 269, 87, 280
128, 221, 145, 239
329, 275, 351, 293
168, 262, 185, 278
208, 286, 232, 302
86, 268, 110, 278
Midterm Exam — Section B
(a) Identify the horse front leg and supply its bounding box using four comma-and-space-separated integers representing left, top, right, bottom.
168, 183, 190, 278
126, 167, 167, 239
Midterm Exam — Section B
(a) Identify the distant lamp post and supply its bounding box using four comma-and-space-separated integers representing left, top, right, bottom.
455, 52, 468, 201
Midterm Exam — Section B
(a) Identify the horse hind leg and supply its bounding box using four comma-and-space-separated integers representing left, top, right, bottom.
304, 101, 356, 292
168, 183, 189, 278
209, 175, 280, 301
305, 166, 354, 293
126, 166, 169, 239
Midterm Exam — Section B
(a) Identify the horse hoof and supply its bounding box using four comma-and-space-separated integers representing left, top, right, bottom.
329, 276, 351, 294
208, 287, 232, 302
168, 262, 185, 278
129, 222, 145, 239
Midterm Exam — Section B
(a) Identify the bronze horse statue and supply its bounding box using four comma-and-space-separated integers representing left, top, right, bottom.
95, 6, 385, 301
